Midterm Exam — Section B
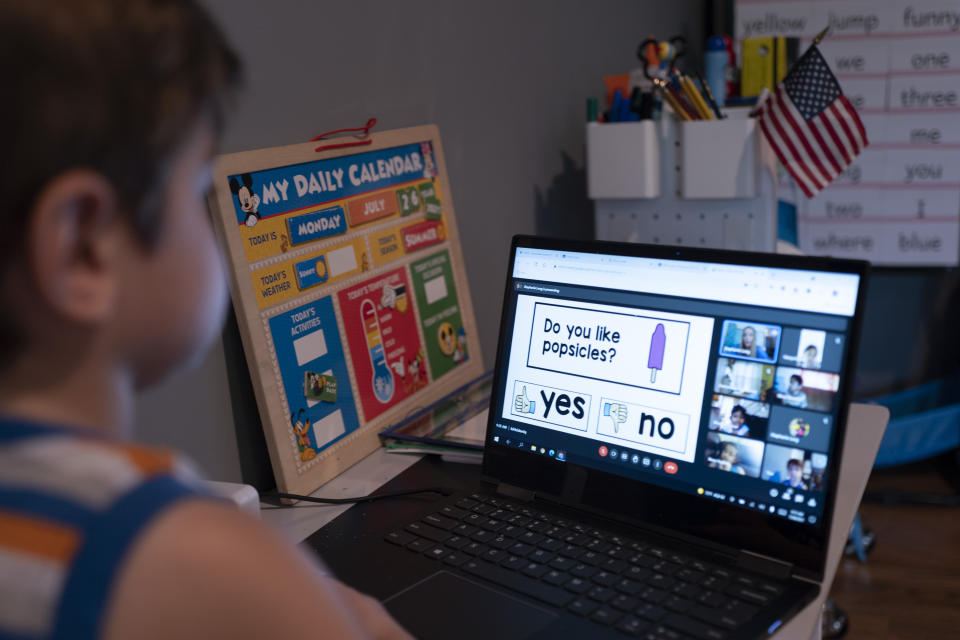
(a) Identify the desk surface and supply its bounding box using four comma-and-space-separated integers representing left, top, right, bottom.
260, 448, 425, 543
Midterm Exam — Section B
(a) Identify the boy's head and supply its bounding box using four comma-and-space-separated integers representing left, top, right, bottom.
789, 374, 803, 392
730, 405, 747, 425
787, 458, 804, 481
0, 0, 239, 386
720, 442, 739, 463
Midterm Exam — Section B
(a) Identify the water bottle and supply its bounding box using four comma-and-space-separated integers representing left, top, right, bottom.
704, 35, 727, 108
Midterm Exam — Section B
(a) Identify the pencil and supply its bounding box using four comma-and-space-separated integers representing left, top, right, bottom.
654, 79, 693, 121
694, 69, 725, 119
681, 75, 714, 120
664, 80, 700, 120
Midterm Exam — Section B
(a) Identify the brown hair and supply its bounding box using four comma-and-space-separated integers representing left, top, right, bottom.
0, 0, 240, 360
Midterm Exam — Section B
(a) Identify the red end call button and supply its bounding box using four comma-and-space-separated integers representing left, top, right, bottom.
599, 446, 609, 457
664, 461, 678, 474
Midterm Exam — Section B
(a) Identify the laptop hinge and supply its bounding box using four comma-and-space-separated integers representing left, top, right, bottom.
496, 483, 535, 502
736, 550, 793, 580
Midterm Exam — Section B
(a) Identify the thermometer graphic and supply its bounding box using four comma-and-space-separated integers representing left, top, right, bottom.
361, 299, 394, 403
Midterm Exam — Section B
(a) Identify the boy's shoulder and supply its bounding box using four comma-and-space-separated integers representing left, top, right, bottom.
0, 418, 212, 639
1, 419, 203, 507
1, 419, 404, 640
102, 495, 395, 640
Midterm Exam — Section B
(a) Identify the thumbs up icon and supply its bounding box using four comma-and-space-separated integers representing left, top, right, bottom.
514, 386, 535, 414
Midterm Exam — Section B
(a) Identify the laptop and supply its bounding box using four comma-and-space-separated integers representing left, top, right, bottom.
308, 235, 869, 640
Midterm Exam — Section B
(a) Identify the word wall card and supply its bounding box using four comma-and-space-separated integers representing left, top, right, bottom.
737, 0, 960, 265
210, 125, 483, 495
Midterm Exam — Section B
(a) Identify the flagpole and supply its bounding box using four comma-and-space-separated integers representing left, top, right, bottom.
812, 26, 830, 46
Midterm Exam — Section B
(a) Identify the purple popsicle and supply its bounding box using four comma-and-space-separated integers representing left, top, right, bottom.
648, 323, 666, 382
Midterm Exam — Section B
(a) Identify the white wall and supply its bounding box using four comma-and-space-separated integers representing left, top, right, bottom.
134, 0, 705, 481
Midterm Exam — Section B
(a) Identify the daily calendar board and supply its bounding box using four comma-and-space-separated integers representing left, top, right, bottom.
209, 125, 483, 495
737, 0, 960, 266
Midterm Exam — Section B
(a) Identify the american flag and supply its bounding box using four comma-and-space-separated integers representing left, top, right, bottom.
755, 44, 868, 198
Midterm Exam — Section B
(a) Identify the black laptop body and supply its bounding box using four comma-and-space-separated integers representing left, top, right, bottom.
308, 235, 869, 640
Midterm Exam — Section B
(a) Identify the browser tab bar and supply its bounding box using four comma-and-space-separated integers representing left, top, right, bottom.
514, 248, 859, 316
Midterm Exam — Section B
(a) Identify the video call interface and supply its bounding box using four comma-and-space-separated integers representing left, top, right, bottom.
491, 250, 858, 527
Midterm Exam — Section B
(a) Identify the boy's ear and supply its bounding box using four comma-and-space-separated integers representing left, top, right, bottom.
27, 170, 125, 326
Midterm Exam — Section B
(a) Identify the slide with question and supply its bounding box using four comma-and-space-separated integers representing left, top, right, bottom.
503, 295, 715, 462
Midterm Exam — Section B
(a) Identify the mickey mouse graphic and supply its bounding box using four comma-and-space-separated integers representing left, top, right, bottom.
229, 173, 261, 227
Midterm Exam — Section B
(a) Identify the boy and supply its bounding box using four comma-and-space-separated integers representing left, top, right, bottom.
779, 374, 809, 408
800, 344, 820, 369
783, 459, 809, 489
708, 441, 747, 475
719, 404, 750, 437
0, 1, 410, 638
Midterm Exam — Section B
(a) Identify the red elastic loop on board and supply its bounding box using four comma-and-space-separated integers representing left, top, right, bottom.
311, 118, 377, 152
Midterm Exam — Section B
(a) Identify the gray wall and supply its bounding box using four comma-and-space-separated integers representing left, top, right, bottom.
134, 0, 705, 480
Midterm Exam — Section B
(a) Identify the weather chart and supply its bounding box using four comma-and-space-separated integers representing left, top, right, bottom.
210, 126, 482, 495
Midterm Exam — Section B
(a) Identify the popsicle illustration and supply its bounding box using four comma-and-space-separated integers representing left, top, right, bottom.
361, 299, 395, 403
648, 323, 666, 383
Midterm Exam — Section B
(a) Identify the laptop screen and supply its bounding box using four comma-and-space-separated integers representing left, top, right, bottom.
484, 236, 867, 578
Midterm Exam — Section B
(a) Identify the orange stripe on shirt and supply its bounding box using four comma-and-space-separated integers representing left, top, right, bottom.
0, 510, 80, 562
105, 443, 175, 476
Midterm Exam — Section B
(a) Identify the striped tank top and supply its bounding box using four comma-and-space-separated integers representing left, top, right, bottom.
0, 418, 207, 640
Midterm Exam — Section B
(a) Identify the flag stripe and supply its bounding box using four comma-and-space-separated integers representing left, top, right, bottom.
811, 114, 850, 170
830, 102, 863, 157
819, 109, 855, 164
826, 103, 861, 155
763, 107, 818, 197
777, 88, 839, 182
767, 90, 829, 190
804, 113, 844, 176
758, 112, 817, 197
840, 95, 868, 147
765, 92, 825, 191
756, 102, 812, 195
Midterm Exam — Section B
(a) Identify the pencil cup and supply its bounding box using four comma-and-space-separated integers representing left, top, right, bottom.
679, 118, 758, 199
586, 121, 660, 199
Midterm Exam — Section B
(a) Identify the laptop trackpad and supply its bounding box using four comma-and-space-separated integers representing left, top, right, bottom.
383, 570, 557, 640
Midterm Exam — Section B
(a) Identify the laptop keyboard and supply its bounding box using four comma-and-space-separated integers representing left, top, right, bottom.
384, 492, 786, 640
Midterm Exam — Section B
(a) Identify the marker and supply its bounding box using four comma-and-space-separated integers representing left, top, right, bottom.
610, 89, 624, 122
617, 92, 632, 122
